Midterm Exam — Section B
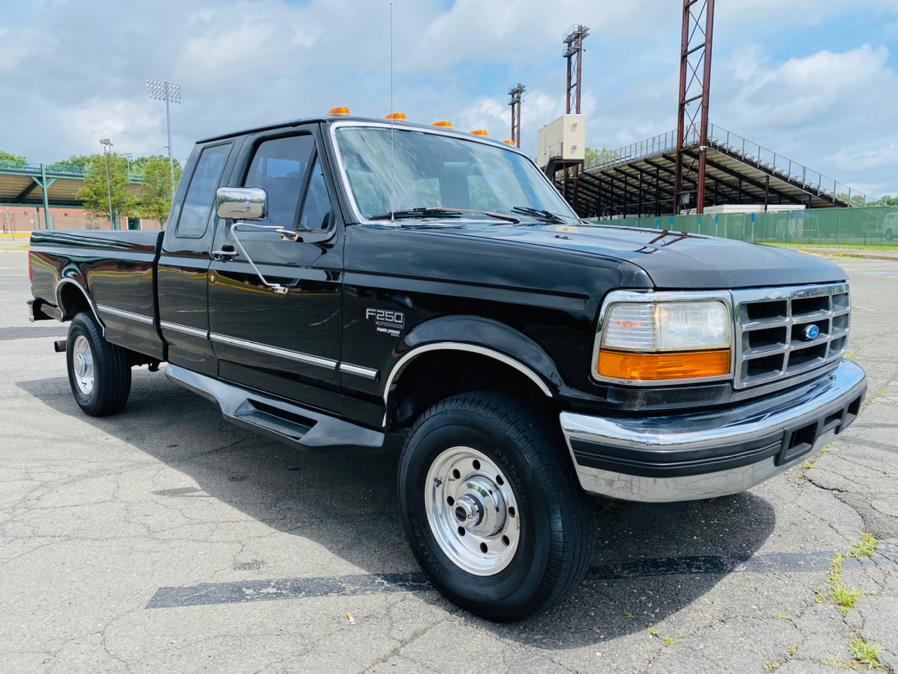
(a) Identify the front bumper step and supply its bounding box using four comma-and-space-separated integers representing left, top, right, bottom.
561, 360, 867, 502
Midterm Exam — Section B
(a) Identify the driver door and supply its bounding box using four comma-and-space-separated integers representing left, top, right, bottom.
207, 125, 343, 414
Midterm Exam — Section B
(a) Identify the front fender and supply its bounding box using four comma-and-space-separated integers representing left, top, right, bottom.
387, 315, 565, 396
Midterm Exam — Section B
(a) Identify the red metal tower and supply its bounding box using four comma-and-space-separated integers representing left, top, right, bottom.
508, 83, 525, 147
562, 25, 589, 201
673, 0, 715, 215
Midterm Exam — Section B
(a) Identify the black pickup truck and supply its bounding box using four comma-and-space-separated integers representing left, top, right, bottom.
28, 115, 866, 621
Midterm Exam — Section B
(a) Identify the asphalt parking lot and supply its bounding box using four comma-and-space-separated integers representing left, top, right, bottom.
1, 242, 897, 673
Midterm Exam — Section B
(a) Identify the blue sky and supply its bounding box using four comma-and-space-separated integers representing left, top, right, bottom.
1, 0, 896, 197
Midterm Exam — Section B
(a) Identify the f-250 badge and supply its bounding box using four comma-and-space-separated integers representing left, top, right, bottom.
366, 308, 405, 337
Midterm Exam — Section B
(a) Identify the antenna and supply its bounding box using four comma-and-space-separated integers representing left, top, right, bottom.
389, 1, 395, 222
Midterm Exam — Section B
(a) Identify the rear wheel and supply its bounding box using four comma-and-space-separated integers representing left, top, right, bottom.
66, 312, 131, 416
398, 391, 595, 622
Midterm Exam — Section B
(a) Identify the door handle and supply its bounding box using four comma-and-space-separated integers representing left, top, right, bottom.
211, 245, 237, 261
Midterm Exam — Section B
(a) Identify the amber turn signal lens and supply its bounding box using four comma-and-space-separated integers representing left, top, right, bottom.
328, 106, 351, 116
597, 349, 731, 381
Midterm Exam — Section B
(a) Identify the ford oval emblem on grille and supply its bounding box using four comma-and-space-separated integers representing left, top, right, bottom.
803, 324, 821, 340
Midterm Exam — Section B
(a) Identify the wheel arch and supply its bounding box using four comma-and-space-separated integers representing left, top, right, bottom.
382, 316, 564, 429
56, 278, 104, 330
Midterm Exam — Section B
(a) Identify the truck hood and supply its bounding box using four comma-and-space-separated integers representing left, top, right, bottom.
440, 222, 846, 289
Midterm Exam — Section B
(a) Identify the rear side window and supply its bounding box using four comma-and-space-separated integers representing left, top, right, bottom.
244, 135, 315, 227
177, 143, 231, 238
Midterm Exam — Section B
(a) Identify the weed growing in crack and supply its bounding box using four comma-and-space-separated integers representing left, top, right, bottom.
849, 635, 884, 670
848, 532, 879, 559
828, 554, 863, 613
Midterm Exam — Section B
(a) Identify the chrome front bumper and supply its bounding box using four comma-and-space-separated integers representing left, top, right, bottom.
561, 360, 867, 503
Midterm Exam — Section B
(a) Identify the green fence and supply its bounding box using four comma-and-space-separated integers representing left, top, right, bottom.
594, 207, 898, 246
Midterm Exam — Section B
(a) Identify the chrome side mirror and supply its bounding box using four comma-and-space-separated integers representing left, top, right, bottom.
216, 187, 267, 220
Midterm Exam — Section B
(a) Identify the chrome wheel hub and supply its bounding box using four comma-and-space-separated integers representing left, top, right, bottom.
72, 335, 95, 396
425, 446, 520, 576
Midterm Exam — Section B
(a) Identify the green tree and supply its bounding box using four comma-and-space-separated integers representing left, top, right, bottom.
584, 146, 618, 167
838, 193, 867, 207
0, 150, 28, 167
137, 156, 183, 225
78, 153, 136, 224
128, 154, 165, 178
47, 154, 93, 173
873, 194, 898, 207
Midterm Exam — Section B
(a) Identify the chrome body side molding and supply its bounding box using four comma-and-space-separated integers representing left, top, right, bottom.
160, 320, 209, 339
96, 304, 155, 325
338, 362, 379, 380
209, 332, 339, 370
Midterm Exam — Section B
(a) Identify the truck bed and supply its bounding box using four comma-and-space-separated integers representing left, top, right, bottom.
30, 229, 165, 360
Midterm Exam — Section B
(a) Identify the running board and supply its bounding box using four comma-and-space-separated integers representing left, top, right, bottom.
165, 364, 384, 451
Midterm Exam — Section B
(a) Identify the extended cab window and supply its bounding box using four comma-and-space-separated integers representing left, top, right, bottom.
177, 143, 231, 238
244, 135, 324, 229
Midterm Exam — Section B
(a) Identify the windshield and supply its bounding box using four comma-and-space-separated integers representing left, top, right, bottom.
333, 125, 579, 224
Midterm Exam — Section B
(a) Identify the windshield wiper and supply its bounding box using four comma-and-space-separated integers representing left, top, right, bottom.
510, 206, 568, 224
369, 207, 519, 224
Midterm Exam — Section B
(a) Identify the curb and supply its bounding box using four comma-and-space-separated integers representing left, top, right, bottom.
796, 249, 898, 262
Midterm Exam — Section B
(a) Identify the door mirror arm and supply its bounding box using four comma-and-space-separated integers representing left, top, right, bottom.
227, 221, 300, 295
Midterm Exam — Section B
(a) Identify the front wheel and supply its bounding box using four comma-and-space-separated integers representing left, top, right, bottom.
66, 312, 132, 416
398, 391, 595, 622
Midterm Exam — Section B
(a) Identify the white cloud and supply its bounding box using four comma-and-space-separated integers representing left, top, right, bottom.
0, 0, 896, 198
0, 28, 51, 72
60, 99, 164, 157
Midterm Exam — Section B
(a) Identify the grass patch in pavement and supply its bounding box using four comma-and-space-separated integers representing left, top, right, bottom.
826, 554, 863, 613
847, 533, 879, 559
849, 635, 884, 670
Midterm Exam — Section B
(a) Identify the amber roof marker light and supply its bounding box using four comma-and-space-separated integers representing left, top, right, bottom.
328, 106, 351, 116
470, 129, 489, 137
432, 120, 453, 128
385, 112, 407, 121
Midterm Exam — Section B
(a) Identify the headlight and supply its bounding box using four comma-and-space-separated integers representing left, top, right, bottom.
594, 293, 732, 384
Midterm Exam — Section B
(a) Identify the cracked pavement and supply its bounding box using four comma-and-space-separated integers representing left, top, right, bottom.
1, 245, 897, 673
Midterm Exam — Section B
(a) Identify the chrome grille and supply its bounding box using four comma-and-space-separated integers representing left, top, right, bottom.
733, 283, 850, 389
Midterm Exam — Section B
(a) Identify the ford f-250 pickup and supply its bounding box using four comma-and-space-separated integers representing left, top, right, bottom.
27, 114, 867, 621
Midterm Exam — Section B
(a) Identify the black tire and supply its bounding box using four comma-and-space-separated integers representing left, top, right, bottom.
398, 391, 595, 622
66, 311, 132, 416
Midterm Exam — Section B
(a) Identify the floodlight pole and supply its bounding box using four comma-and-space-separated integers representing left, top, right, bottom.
562, 25, 589, 204
673, 0, 715, 215
508, 83, 525, 148
146, 79, 182, 204
164, 89, 174, 202
100, 138, 114, 229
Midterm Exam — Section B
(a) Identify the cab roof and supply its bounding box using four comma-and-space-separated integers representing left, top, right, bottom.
198, 115, 515, 148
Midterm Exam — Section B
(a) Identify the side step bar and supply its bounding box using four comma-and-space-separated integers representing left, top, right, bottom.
166, 364, 384, 451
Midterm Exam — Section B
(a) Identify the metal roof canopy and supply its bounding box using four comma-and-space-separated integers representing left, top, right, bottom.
0, 165, 145, 228
567, 124, 864, 219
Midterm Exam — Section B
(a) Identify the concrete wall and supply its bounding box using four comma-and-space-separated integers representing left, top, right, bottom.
0, 205, 163, 232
